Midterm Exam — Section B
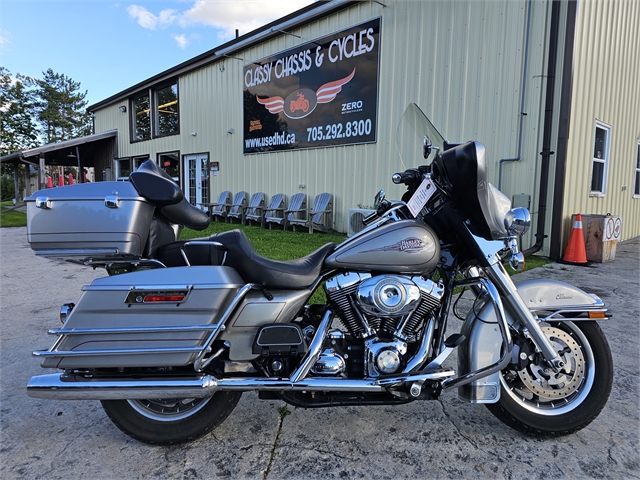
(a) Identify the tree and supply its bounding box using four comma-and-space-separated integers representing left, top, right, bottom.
34, 68, 91, 143
0, 67, 39, 157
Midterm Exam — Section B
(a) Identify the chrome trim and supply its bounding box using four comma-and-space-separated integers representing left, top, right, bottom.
27, 373, 219, 400
27, 370, 457, 401
48, 324, 223, 336
442, 279, 513, 390
33, 346, 205, 357
59, 303, 74, 323
180, 241, 226, 267
36, 248, 119, 257
484, 262, 562, 367
193, 283, 258, 372
290, 309, 334, 383
403, 317, 435, 373
35, 197, 52, 209
104, 195, 120, 208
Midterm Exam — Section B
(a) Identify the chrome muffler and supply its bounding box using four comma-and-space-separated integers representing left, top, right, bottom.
27, 370, 454, 400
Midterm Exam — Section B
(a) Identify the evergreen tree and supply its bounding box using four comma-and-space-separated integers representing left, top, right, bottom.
34, 68, 91, 143
0, 67, 39, 157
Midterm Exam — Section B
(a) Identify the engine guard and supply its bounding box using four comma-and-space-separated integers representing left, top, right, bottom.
457, 278, 608, 404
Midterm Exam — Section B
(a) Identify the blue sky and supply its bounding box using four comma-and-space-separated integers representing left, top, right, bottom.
1, 0, 315, 107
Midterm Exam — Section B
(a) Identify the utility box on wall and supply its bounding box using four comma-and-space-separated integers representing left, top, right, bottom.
573, 214, 622, 263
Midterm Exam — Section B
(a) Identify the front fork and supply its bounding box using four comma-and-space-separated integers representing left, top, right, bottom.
471, 234, 565, 371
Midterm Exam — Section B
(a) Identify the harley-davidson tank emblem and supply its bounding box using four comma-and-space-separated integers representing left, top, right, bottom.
256, 68, 356, 120
363, 237, 427, 254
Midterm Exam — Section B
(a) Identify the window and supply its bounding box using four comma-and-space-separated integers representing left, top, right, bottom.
156, 84, 179, 137
133, 156, 149, 171
590, 121, 611, 195
158, 151, 180, 183
130, 81, 179, 142
115, 158, 131, 181
132, 93, 151, 141
634, 140, 640, 197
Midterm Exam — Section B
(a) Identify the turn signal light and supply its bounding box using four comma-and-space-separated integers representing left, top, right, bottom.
588, 311, 606, 319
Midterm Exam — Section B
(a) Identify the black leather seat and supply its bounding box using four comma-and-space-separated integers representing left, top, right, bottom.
157, 229, 335, 290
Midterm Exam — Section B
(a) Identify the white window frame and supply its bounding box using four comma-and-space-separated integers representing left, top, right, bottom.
115, 157, 131, 181
590, 120, 611, 196
634, 139, 640, 198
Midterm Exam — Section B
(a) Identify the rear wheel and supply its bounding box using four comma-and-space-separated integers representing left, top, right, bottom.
486, 321, 612, 437
101, 391, 242, 445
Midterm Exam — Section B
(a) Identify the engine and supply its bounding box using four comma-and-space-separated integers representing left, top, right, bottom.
318, 272, 444, 378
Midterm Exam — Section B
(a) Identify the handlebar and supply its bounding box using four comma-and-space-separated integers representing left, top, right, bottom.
392, 169, 421, 185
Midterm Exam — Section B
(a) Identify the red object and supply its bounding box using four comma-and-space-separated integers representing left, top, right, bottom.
46, 176, 53, 188
58, 174, 64, 187
563, 213, 588, 264
83, 171, 87, 183
68, 174, 74, 185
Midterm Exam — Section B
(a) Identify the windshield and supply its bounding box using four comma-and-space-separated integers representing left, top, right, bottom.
395, 103, 446, 169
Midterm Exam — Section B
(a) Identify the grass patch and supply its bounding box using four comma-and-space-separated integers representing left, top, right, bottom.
519, 254, 552, 273
0, 201, 27, 228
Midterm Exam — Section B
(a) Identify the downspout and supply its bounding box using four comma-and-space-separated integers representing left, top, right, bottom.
497, 0, 533, 191
549, 0, 578, 259
523, 0, 561, 256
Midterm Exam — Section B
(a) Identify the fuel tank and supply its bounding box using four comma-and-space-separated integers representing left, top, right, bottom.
325, 219, 440, 273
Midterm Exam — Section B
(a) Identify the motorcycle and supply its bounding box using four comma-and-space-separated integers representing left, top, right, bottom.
26, 104, 613, 445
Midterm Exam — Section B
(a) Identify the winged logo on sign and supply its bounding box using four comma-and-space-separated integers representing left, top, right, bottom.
256, 68, 356, 119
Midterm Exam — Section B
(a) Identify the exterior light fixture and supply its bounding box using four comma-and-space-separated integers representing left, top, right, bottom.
119, 106, 127, 113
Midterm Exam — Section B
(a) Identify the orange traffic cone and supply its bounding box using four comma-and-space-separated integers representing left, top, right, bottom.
46, 176, 53, 188
563, 213, 588, 264
58, 174, 64, 187
68, 173, 74, 185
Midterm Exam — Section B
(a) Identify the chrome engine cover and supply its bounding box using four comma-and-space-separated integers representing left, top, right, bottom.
356, 275, 421, 317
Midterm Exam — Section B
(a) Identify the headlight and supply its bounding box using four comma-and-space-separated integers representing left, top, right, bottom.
504, 207, 531, 236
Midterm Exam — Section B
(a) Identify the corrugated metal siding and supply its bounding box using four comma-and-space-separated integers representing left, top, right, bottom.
93, 0, 562, 246
562, 0, 640, 248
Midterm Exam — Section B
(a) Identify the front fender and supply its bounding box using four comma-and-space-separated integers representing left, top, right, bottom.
456, 278, 607, 404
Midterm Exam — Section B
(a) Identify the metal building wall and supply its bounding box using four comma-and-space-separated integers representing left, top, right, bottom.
94, 0, 562, 248
561, 0, 640, 247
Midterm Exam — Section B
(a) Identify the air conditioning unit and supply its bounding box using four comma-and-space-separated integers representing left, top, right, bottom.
348, 208, 375, 237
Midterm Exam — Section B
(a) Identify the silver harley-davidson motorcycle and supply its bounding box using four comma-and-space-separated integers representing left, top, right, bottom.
26, 104, 613, 444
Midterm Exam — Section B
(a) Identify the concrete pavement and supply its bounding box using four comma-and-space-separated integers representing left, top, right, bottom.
1, 226, 638, 479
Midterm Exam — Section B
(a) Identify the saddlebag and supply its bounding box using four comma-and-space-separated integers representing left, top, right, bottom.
36, 266, 244, 369
25, 182, 155, 263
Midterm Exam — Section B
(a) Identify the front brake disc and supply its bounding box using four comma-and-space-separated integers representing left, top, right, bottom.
517, 326, 585, 400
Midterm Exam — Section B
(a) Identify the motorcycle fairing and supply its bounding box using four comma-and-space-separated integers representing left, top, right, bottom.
457, 278, 607, 404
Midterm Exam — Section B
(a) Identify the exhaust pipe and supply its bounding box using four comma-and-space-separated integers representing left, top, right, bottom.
28, 370, 454, 400
27, 373, 219, 400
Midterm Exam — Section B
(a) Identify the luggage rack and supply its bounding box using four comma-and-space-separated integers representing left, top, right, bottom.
83, 258, 167, 273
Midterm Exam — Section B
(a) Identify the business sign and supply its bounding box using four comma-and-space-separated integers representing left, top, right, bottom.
243, 18, 380, 154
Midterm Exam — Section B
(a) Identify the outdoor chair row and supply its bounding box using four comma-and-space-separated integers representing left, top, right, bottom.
201, 191, 333, 233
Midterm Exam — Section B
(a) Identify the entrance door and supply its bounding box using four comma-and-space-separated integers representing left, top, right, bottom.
183, 154, 210, 209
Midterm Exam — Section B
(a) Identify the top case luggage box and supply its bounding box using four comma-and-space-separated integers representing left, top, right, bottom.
25, 182, 154, 263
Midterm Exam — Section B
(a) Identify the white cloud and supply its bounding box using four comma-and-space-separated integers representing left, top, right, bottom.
126, 5, 178, 30
182, 0, 316, 40
0, 29, 12, 54
172, 34, 189, 49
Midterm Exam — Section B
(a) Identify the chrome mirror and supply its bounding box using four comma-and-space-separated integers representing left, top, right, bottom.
374, 190, 386, 208
505, 207, 531, 236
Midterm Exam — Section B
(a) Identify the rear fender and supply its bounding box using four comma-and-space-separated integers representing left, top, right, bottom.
457, 279, 608, 404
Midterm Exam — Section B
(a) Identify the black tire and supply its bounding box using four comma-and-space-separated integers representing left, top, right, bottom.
486, 321, 613, 437
101, 391, 242, 445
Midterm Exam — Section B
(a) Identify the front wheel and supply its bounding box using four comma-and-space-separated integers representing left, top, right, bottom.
486, 321, 613, 437
101, 391, 242, 445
